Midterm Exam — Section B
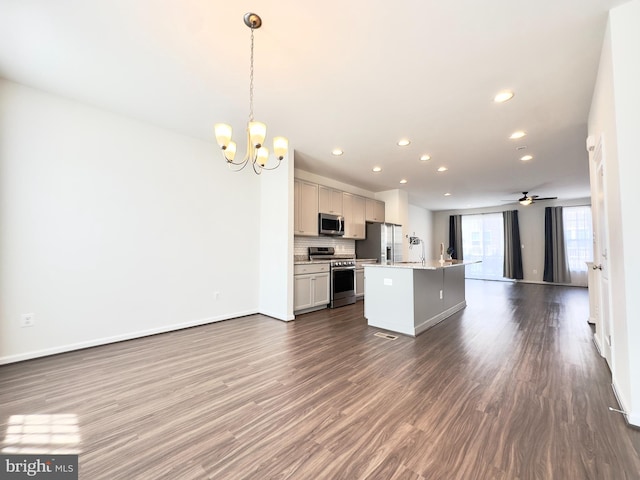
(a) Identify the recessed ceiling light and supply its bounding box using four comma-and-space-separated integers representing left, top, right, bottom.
437, 166, 448, 172
399, 179, 408, 184
510, 131, 527, 140
331, 148, 343, 156
420, 154, 431, 161
397, 139, 410, 146
372, 166, 382, 172
494, 91, 514, 103
444, 192, 451, 196
520, 155, 533, 161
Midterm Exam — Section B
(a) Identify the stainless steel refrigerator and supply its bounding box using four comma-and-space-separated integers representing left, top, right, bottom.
356, 223, 403, 264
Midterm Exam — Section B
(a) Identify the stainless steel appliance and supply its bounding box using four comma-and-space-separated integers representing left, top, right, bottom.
318, 213, 345, 236
355, 223, 403, 265
309, 247, 356, 308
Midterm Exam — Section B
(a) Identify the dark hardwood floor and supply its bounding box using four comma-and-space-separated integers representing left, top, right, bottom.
1, 280, 639, 479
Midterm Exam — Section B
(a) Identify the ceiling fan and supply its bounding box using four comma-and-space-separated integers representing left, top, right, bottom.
517, 192, 557, 206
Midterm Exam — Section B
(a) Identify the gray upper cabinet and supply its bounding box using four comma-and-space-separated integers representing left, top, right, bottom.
343, 192, 366, 239
365, 198, 385, 223
295, 178, 383, 236
294, 179, 319, 236
318, 185, 343, 216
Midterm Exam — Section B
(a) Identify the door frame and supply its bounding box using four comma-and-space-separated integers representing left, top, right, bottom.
591, 136, 613, 369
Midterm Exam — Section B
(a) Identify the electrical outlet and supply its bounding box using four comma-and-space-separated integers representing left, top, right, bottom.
533, 269, 538, 274
214, 291, 220, 300
439, 290, 443, 300
20, 313, 35, 328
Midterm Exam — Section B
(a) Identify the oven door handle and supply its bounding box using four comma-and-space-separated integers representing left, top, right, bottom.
332, 266, 355, 271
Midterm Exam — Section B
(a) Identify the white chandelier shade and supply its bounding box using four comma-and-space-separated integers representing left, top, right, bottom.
214, 13, 288, 174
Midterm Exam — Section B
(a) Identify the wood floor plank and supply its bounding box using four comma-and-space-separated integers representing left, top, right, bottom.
1, 280, 639, 479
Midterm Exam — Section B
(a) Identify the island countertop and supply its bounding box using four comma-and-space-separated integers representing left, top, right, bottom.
363, 259, 478, 270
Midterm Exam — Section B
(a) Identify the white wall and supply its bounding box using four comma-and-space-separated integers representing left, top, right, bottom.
610, 0, 640, 427
588, 0, 640, 426
432, 198, 590, 283
406, 205, 434, 263
0, 79, 265, 363
376, 189, 409, 260
259, 148, 294, 321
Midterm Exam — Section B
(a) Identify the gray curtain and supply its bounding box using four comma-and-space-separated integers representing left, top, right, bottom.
448, 215, 463, 260
503, 210, 523, 279
543, 206, 571, 283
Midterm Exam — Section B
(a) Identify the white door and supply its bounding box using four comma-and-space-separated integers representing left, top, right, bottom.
593, 140, 612, 368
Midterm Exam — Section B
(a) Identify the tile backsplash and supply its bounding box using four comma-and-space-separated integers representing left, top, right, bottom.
294, 236, 356, 257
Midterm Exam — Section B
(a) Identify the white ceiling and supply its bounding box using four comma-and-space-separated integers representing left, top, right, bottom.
0, 0, 627, 210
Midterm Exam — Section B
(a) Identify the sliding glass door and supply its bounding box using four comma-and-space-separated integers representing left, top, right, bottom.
462, 213, 505, 280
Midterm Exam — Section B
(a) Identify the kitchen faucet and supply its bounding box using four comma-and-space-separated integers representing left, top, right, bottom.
408, 236, 426, 266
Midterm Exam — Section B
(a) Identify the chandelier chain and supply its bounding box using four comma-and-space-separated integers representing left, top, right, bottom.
249, 27, 255, 122
214, 13, 287, 173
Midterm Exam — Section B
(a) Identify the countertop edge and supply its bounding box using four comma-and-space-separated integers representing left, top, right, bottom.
363, 260, 479, 270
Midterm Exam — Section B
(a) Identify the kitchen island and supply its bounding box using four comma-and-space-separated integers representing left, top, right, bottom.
364, 260, 478, 336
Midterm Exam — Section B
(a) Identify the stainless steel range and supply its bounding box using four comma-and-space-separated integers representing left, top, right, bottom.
309, 247, 356, 308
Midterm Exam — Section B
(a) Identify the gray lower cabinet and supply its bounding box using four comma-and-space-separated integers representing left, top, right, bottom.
294, 263, 330, 312
355, 268, 365, 298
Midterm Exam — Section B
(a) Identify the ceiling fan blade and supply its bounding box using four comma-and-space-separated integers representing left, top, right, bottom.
534, 196, 558, 201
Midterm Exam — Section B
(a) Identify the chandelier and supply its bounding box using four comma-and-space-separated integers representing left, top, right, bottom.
214, 13, 288, 174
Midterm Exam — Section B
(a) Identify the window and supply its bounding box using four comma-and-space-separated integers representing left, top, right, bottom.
462, 213, 504, 280
563, 206, 593, 286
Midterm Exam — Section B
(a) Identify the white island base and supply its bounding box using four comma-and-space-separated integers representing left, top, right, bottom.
364, 261, 470, 337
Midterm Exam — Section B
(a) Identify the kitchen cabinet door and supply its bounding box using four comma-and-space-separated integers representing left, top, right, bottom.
319, 185, 343, 215
312, 272, 330, 306
295, 179, 319, 236
294, 263, 330, 313
352, 194, 366, 239
343, 193, 366, 239
365, 198, 385, 223
294, 271, 330, 312
343, 193, 354, 238
294, 275, 314, 311
355, 269, 365, 297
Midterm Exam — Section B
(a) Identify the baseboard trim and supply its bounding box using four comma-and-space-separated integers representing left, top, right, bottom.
414, 301, 467, 336
515, 279, 588, 288
0, 309, 259, 365
593, 333, 604, 357
611, 381, 640, 427
260, 309, 294, 322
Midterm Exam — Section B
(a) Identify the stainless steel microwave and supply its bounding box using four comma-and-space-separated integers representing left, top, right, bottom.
319, 213, 345, 236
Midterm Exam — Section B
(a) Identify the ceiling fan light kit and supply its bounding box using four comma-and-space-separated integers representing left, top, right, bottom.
517, 191, 558, 206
